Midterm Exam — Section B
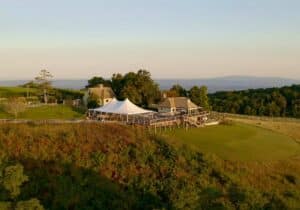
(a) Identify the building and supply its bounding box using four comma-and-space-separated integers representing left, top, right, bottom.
157, 97, 200, 114
84, 84, 115, 106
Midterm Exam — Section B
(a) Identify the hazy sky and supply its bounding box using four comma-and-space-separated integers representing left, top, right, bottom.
0, 0, 299, 79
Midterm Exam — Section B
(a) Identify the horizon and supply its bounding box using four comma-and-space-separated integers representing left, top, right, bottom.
1, 75, 300, 81
1, 0, 300, 79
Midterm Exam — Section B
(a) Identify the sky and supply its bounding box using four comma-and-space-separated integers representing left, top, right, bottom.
0, 0, 299, 79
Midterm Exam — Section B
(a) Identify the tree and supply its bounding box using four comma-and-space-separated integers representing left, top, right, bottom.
134, 70, 161, 106
189, 86, 201, 105
87, 93, 100, 109
86, 76, 111, 88
169, 84, 187, 97
0, 161, 45, 210
15, 199, 44, 210
112, 70, 161, 106
111, 73, 124, 97
120, 85, 142, 105
209, 85, 300, 118
35, 69, 53, 104
3, 98, 27, 119
199, 86, 210, 110
2, 164, 29, 199
189, 86, 210, 110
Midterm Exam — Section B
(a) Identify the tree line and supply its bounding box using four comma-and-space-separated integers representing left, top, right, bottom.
209, 85, 300, 118
11, 69, 300, 118
87, 70, 210, 110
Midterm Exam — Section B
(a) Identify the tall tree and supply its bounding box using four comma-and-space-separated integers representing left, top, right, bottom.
86, 76, 111, 88
111, 73, 124, 97
199, 86, 210, 110
35, 69, 53, 104
169, 84, 187, 97
113, 70, 161, 106
189, 86, 210, 110
189, 86, 201, 105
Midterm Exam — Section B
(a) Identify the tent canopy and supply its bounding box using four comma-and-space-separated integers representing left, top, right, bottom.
92, 98, 154, 115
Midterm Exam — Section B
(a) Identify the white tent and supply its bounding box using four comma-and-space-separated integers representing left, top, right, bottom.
93, 98, 118, 113
92, 98, 153, 115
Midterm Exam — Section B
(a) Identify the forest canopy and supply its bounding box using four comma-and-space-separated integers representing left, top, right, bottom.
209, 85, 300, 118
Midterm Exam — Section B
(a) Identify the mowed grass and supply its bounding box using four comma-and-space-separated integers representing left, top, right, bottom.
164, 123, 300, 161
0, 86, 38, 97
19, 105, 84, 120
0, 105, 84, 120
228, 116, 300, 143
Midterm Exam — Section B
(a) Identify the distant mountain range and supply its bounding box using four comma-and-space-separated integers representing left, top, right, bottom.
0, 76, 299, 93
156, 76, 300, 93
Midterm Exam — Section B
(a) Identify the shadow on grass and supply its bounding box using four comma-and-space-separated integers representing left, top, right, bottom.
18, 159, 165, 210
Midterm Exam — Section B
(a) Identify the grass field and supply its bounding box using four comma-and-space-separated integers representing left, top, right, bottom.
20, 105, 85, 120
228, 116, 300, 143
164, 122, 300, 161
0, 105, 84, 120
0, 86, 38, 98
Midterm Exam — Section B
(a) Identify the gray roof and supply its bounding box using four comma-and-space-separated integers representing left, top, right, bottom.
158, 97, 199, 110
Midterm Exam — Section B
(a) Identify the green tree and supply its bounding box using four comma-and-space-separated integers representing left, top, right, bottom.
0, 163, 45, 210
169, 84, 187, 97
115, 70, 161, 106
87, 70, 160, 107
86, 76, 111, 88
35, 69, 53, 104
2, 164, 29, 199
189, 86, 210, 110
15, 199, 44, 210
87, 93, 100, 109
120, 85, 142, 105
189, 86, 201, 105
111, 73, 124, 97
199, 86, 210, 110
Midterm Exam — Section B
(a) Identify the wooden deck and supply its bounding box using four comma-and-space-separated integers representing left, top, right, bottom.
87, 109, 210, 131
144, 111, 210, 132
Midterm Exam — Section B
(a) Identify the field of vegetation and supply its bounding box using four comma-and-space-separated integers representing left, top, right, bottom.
0, 105, 84, 120
0, 86, 83, 102
0, 120, 299, 209
0, 87, 38, 98
226, 114, 300, 143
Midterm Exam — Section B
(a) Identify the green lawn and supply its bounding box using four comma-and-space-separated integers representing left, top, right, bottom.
0, 105, 84, 120
164, 123, 300, 161
20, 105, 84, 120
0, 87, 38, 98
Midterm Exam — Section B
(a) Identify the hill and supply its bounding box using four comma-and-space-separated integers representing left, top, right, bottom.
0, 122, 299, 209
156, 76, 300, 92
